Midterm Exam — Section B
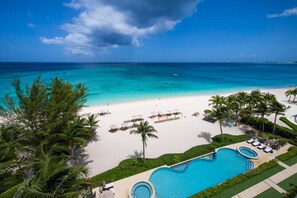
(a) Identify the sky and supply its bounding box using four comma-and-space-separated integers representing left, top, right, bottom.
0, 0, 297, 62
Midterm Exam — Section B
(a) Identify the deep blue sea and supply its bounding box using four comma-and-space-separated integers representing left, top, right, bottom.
0, 63, 296, 106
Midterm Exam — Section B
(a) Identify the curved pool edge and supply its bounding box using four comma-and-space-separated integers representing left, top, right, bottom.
148, 148, 254, 197
237, 147, 259, 159
129, 180, 156, 198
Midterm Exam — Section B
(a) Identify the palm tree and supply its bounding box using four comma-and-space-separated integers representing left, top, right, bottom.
255, 102, 270, 132
225, 94, 240, 124
249, 89, 262, 110
270, 101, 287, 134
86, 114, 99, 135
23, 144, 90, 197
285, 90, 293, 102
263, 92, 276, 104
57, 117, 91, 158
209, 95, 225, 108
293, 88, 297, 102
209, 96, 229, 140
130, 121, 158, 159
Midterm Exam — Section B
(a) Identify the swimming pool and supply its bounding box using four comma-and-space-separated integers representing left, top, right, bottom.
130, 181, 154, 198
149, 148, 253, 198
238, 147, 259, 159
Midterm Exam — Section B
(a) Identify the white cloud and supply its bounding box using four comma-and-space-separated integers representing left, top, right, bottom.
267, 7, 297, 18
41, 0, 201, 55
28, 23, 36, 28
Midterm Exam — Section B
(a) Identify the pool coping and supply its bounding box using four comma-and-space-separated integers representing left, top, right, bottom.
96, 141, 291, 198
237, 146, 259, 160
128, 180, 155, 198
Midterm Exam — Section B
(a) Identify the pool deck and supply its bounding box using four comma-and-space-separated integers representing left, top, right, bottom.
221, 142, 291, 168
93, 141, 291, 198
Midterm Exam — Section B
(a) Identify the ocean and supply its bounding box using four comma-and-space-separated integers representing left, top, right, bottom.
0, 62, 296, 106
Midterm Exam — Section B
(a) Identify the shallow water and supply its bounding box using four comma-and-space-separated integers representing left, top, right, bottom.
1, 62, 296, 106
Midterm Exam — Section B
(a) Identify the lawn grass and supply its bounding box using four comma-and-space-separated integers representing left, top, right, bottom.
280, 117, 297, 131
91, 134, 247, 187
210, 165, 285, 198
254, 188, 283, 198
276, 146, 297, 166
283, 155, 297, 166
278, 173, 297, 191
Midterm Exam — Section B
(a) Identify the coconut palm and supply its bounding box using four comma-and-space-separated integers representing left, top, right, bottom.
209, 95, 225, 108
23, 144, 90, 198
293, 88, 297, 102
236, 92, 249, 109
130, 121, 158, 159
86, 114, 99, 135
255, 102, 270, 132
57, 117, 91, 158
263, 92, 276, 104
249, 89, 262, 110
209, 96, 230, 140
285, 90, 294, 102
270, 101, 287, 134
225, 94, 240, 124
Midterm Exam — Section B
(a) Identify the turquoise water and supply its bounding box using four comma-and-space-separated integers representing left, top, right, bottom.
239, 147, 258, 158
149, 148, 253, 198
0, 63, 296, 106
131, 182, 153, 198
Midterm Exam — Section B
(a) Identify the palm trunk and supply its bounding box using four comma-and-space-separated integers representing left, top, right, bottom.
288, 95, 291, 102
142, 141, 145, 159
273, 113, 278, 134
219, 119, 223, 141
262, 114, 265, 132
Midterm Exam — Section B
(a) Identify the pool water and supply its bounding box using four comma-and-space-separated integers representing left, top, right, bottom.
239, 147, 258, 158
149, 148, 253, 198
131, 182, 152, 198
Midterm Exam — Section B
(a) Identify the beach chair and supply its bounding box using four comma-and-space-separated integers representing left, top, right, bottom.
264, 146, 273, 153
247, 138, 255, 144
257, 143, 266, 149
252, 141, 260, 146
103, 182, 114, 191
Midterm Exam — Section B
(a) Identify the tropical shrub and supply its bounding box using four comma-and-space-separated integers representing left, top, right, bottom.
276, 146, 297, 162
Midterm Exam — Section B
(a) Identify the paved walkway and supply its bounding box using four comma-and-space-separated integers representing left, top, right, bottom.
232, 163, 297, 198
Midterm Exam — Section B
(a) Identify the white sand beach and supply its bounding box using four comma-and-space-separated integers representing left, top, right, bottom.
81, 88, 297, 177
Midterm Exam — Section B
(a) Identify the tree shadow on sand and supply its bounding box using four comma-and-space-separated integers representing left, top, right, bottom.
197, 131, 212, 143
90, 132, 101, 143
127, 150, 143, 159
73, 148, 93, 167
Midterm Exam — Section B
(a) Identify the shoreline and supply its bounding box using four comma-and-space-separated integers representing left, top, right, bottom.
81, 87, 297, 177
83, 86, 292, 111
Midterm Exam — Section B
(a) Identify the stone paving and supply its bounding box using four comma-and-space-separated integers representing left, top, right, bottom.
233, 163, 297, 198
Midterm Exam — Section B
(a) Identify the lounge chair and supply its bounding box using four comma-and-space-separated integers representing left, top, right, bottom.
103, 182, 114, 191
252, 141, 260, 146
271, 143, 280, 150
264, 146, 273, 153
258, 138, 266, 143
247, 138, 255, 144
257, 143, 266, 149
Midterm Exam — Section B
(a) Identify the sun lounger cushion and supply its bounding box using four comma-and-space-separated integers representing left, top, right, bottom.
257, 143, 266, 149
247, 138, 254, 143
252, 141, 260, 146
264, 146, 273, 153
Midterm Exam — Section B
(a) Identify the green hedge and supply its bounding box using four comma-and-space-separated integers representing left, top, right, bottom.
191, 160, 279, 198
91, 134, 247, 187
276, 146, 297, 162
241, 117, 297, 141
280, 117, 297, 132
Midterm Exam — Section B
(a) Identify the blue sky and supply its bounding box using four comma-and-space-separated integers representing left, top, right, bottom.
0, 0, 296, 62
